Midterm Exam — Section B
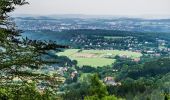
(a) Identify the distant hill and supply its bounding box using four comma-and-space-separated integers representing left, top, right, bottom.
14, 16, 170, 33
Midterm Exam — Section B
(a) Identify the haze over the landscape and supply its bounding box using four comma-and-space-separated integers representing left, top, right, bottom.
13, 0, 170, 19
2, 0, 170, 99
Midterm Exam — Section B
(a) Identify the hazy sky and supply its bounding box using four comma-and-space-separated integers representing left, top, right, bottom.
13, 0, 170, 18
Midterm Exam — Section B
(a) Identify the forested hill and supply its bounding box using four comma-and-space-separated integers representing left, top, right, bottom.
22, 29, 170, 51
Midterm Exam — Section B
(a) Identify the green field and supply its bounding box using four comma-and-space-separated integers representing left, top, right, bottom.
104, 36, 134, 40
57, 49, 142, 67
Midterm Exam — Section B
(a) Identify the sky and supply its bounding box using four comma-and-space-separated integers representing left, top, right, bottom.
13, 0, 170, 18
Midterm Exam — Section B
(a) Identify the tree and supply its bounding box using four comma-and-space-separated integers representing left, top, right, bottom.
88, 74, 108, 98
85, 74, 123, 100
0, 0, 67, 99
0, 83, 60, 100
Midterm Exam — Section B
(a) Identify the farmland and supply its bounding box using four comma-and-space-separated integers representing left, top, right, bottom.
57, 49, 142, 67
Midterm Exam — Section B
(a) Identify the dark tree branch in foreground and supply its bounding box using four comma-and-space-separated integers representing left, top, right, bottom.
0, 0, 67, 88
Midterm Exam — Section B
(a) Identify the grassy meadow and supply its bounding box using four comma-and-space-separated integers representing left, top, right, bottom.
57, 49, 142, 67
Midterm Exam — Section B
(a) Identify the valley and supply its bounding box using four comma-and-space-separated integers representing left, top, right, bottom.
12, 16, 170, 99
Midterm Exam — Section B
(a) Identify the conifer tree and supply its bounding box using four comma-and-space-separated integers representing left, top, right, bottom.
0, 0, 66, 88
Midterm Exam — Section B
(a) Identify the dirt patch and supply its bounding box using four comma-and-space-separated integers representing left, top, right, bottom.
74, 53, 98, 58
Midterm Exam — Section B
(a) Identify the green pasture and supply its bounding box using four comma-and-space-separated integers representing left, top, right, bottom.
57, 49, 142, 67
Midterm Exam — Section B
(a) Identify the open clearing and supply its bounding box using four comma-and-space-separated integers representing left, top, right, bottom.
57, 49, 142, 67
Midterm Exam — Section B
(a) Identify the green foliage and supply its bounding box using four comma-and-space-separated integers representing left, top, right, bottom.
111, 58, 170, 100
85, 95, 122, 100
0, 0, 66, 84
88, 74, 108, 98
62, 74, 122, 100
0, 83, 57, 100
62, 82, 90, 100
118, 58, 170, 80
0, 0, 67, 99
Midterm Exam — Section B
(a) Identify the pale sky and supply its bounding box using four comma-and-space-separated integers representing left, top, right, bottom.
13, 0, 170, 18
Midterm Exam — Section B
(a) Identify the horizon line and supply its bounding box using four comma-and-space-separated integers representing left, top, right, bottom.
11, 13, 170, 20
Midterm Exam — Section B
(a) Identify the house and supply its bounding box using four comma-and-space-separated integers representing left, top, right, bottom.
133, 58, 141, 62
71, 70, 78, 79
104, 77, 121, 86
119, 54, 129, 59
